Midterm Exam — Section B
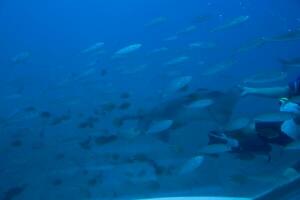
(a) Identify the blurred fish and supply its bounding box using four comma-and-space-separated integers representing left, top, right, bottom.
114, 44, 142, 56
179, 155, 204, 175
266, 28, 300, 42
164, 36, 178, 41
81, 42, 104, 54
3, 185, 27, 200
189, 42, 216, 49
236, 37, 267, 54
150, 47, 168, 54
193, 14, 213, 24
279, 57, 300, 71
164, 56, 189, 66
145, 17, 167, 27
120, 92, 131, 99
201, 60, 235, 76
199, 144, 232, 155
285, 140, 300, 150
11, 51, 30, 64
115, 88, 239, 141
185, 99, 214, 109
95, 135, 118, 146
146, 120, 174, 135
225, 117, 250, 132
243, 71, 287, 85
177, 25, 197, 35
51, 112, 72, 126
119, 64, 148, 75
166, 76, 192, 93
118, 102, 131, 110
211, 15, 249, 32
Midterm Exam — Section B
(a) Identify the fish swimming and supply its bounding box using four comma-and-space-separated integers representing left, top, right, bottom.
243, 71, 287, 85
211, 15, 249, 32
11, 51, 31, 64
81, 42, 104, 54
145, 17, 167, 27
201, 59, 236, 76
278, 57, 300, 71
164, 56, 189, 66
265, 28, 300, 42
114, 88, 240, 141
114, 44, 142, 56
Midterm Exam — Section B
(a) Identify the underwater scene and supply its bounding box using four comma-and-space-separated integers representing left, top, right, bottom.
1, 0, 300, 199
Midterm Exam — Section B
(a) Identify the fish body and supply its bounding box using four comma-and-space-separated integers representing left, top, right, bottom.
164, 56, 189, 66
179, 156, 204, 175
114, 44, 142, 56
211, 15, 249, 32
81, 42, 104, 54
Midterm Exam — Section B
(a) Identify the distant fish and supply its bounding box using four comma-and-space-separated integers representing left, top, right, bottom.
177, 25, 197, 35
164, 36, 178, 41
236, 37, 267, 54
119, 64, 148, 75
199, 144, 232, 155
285, 140, 300, 150
186, 99, 214, 109
81, 42, 104, 54
146, 120, 173, 135
243, 71, 287, 85
201, 60, 235, 76
11, 51, 30, 64
189, 42, 216, 49
225, 117, 250, 132
278, 57, 300, 71
265, 28, 300, 42
179, 156, 204, 175
164, 56, 189, 66
150, 47, 168, 54
114, 44, 142, 56
193, 14, 213, 24
145, 17, 167, 27
167, 76, 192, 93
211, 15, 249, 32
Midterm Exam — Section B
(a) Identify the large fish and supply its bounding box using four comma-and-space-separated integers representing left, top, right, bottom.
114, 88, 240, 141
211, 15, 249, 32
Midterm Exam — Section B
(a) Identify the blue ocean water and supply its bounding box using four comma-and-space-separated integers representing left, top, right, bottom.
1, 0, 300, 199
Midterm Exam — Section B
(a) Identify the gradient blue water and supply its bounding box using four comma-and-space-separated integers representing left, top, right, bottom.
0, 1, 300, 199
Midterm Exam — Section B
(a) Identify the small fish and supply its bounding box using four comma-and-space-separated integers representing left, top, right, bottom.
243, 71, 287, 85
189, 42, 216, 49
201, 60, 235, 76
120, 92, 130, 99
177, 25, 197, 35
145, 17, 167, 27
167, 76, 192, 93
236, 37, 267, 54
179, 156, 204, 175
81, 42, 104, 54
146, 120, 174, 134
11, 52, 30, 64
114, 44, 142, 56
199, 144, 232, 155
94, 135, 117, 146
3, 185, 27, 200
193, 14, 213, 24
225, 117, 250, 132
150, 47, 168, 54
266, 28, 300, 42
164, 56, 189, 66
186, 99, 214, 109
164, 36, 178, 41
211, 15, 250, 32
118, 102, 131, 110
